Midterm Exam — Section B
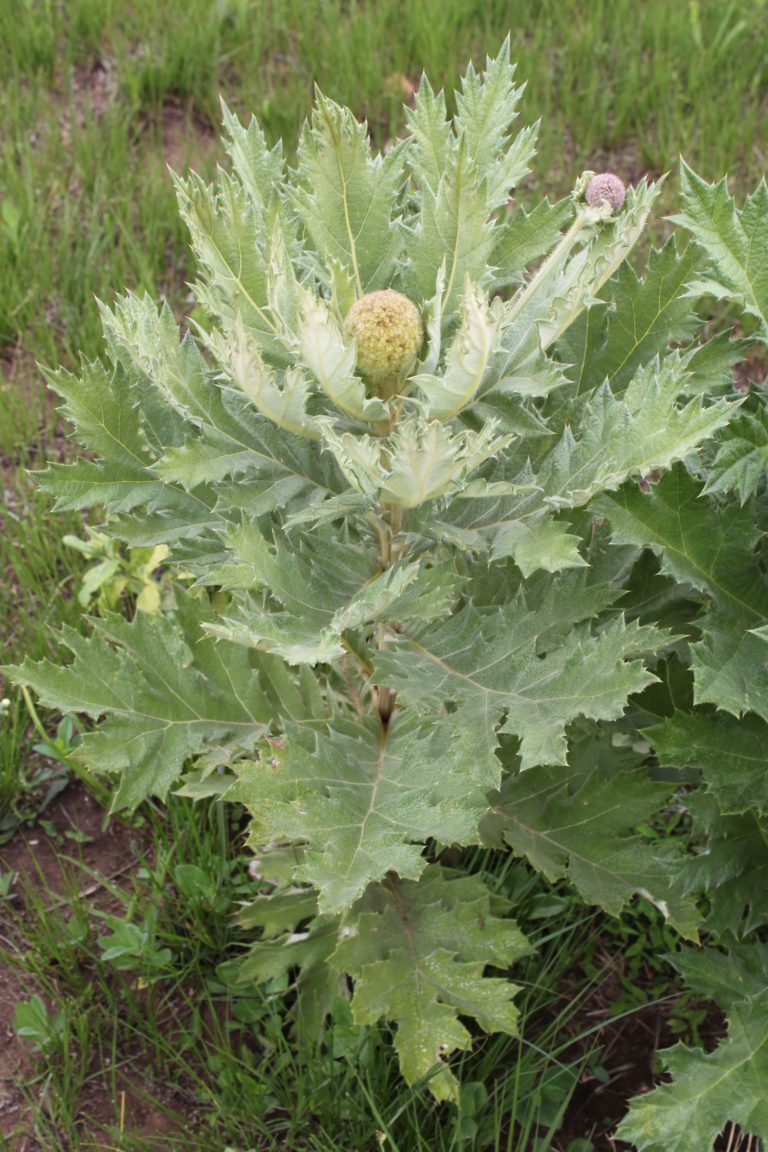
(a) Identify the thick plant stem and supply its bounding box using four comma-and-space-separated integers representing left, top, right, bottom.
373, 503, 403, 724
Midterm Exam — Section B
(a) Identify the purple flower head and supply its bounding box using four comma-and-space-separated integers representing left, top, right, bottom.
585, 172, 626, 212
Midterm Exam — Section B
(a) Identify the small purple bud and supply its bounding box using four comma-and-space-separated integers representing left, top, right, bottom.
585, 172, 626, 212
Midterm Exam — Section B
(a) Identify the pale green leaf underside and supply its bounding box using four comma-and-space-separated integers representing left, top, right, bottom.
490, 513, 586, 577
294, 94, 404, 294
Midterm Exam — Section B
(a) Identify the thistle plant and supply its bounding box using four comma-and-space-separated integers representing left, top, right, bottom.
9, 44, 767, 1138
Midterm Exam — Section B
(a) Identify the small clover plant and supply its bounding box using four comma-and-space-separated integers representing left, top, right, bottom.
7, 43, 768, 1141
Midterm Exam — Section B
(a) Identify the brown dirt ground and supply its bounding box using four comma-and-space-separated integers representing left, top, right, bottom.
0, 782, 197, 1150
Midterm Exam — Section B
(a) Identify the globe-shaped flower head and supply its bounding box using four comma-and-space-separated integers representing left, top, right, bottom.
585, 172, 626, 213
344, 289, 423, 396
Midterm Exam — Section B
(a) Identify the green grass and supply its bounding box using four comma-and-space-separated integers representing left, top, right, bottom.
0, 0, 766, 366
1, 806, 623, 1151
1, 1, 767, 1147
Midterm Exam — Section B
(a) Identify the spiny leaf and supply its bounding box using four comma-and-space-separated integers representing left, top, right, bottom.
37, 457, 187, 516
174, 171, 285, 358
374, 596, 665, 780
153, 384, 344, 508
672, 942, 768, 1010
100, 293, 226, 429
404, 76, 453, 194
39, 359, 218, 521
598, 467, 768, 722
229, 717, 487, 914
672, 163, 768, 334
219, 100, 285, 214
618, 1003, 768, 1150
293, 93, 404, 294
403, 137, 496, 317
490, 197, 573, 291
43, 359, 152, 463
650, 710, 768, 815
703, 409, 768, 502
559, 237, 702, 395
677, 796, 768, 939
679, 330, 749, 396
5, 595, 272, 809
334, 866, 530, 1101
489, 513, 586, 577
201, 521, 377, 664
539, 358, 733, 509
201, 522, 460, 665
485, 747, 698, 933
412, 281, 500, 420
226, 323, 318, 438
453, 41, 534, 210
298, 290, 387, 422
236, 892, 340, 1043
319, 416, 511, 509
381, 418, 510, 508
447, 356, 732, 553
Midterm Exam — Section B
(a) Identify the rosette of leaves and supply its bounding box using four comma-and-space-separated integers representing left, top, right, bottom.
6, 45, 740, 1103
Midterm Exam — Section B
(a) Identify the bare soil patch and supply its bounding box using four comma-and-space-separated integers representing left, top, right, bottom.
58, 58, 118, 148
551, 947, 730, 1151
0, 783, 199, 1149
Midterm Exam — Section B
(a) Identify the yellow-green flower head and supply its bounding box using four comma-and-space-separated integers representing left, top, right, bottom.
344, 290, 423, 386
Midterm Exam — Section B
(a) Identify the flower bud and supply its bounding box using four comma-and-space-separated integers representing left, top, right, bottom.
585, 172, 626, 212
344, 290, 423, 389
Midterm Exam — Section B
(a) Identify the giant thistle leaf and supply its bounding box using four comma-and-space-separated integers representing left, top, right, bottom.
558, 237, 702, 396
490, 196, 572, 291
5, 595, 273, 808
403, 42, 536, 315
650, 710, 768, 816
704, 409, 768, 502
237, 886, 340, 1043
444, 356, 732, 577
374, 590, 666, 783
229, 714, 487, 913
293, 93, 405, 294
672, 163, 768, 335
483, 723, 698, 934
619, 943, 768, 1150
619, 1006, 768, 1150
598, 466, 768, 722
334, 866, 530, 1101
201, 522, 462, 664
676, 796, 768, 940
